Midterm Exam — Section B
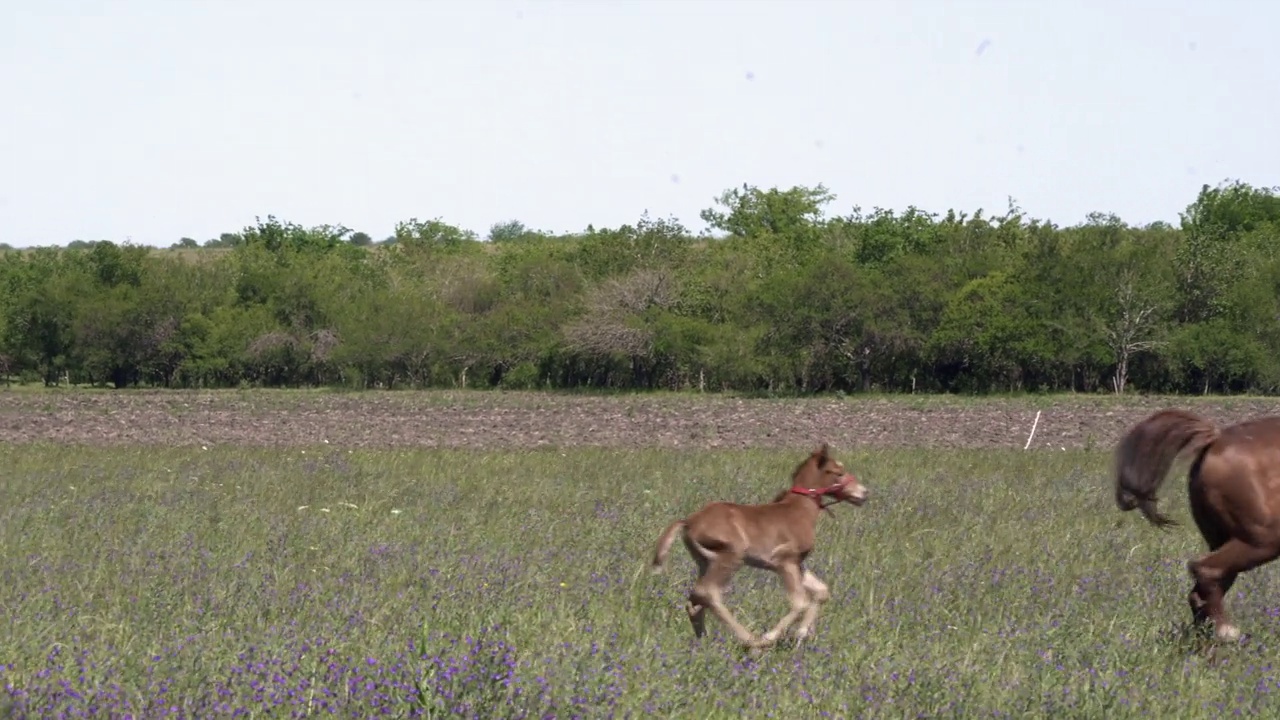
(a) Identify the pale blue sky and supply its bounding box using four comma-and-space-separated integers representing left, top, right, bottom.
2, 0, 1276, 247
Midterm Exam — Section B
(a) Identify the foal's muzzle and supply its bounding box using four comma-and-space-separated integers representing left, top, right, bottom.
841, 475, 868, 505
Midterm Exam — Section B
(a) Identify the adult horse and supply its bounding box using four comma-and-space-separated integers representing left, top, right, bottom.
1114, 408, 1280, 640
649, 443, 869, 651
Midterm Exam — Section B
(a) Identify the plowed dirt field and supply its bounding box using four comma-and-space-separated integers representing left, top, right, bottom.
4, 390, 1279, 451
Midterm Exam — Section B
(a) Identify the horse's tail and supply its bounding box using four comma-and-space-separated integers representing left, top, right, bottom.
1114, 408, 1220, 528
649, 519, 686, 573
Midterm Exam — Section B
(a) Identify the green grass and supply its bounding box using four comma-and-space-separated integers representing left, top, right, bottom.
2, 441, 1279, 718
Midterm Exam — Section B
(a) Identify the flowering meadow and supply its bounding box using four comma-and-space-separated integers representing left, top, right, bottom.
4, 437, 1280, 718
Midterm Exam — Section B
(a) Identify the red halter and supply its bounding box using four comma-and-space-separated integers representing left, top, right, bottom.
790, 473, 857, 509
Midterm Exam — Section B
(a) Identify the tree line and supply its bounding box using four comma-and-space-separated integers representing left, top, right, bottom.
2, 179, 1279, 395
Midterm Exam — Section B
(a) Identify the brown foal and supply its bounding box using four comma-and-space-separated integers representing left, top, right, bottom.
1115, 408, 1280, 641
649, 443, 869, 651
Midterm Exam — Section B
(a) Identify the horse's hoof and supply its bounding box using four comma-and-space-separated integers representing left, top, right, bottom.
1215, 624, 1242, 642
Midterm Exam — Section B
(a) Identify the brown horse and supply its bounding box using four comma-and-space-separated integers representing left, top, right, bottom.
649, 443, 869, 651
1115, 408, 1280, 641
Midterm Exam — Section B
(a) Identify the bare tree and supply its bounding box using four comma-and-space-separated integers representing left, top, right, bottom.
563, 269, 677, 358
1105, 269, 1165, 394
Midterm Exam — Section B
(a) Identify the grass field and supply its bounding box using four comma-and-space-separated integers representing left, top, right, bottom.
3, 391, 1280, 718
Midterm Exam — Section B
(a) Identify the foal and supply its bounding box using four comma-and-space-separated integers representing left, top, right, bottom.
649, 443, 869, 650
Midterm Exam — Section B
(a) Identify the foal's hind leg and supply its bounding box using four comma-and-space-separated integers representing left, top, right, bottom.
754, 561, 809, 650
695, 561, 758, 647
1187, 538, 1280, 641
683, 543, 711, 638
684, 544, 758, 646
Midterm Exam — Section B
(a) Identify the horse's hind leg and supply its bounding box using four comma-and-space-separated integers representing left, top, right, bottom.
1187, 538, 1279, 641
1187, 478, 1231, 632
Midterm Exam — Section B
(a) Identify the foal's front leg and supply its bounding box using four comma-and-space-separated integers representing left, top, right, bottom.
754, 562, 809, 650
793, 569, 831, 646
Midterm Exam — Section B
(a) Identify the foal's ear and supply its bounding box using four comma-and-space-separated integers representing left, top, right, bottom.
814, 442, 831, 462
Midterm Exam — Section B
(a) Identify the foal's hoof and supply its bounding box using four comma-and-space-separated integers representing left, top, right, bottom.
1215, 624, 1242, 642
